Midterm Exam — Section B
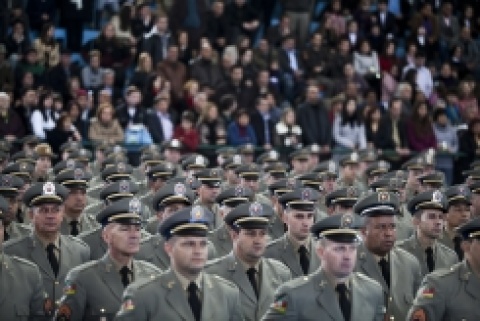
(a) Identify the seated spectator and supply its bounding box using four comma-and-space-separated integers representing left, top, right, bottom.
91, 22, 131, 69
116, 86, 146, 129
406, 101, 437, 152
364, 106, 382, 149
381, 64, 399, 106
225, 0, 259, 44
5, 19, 30, 65
322, 0, 347, 46
206, 1, 230, 52
141, 15, 174, 67
130, 52, 154, 97
46, 114, 81, 156
143, 73, 169, 109
145, 94, 177, 144
0, 91, 25, 140
379, 40, 398, 73
250, 96, 276, 150
333, 98, 367, 150
66, 100, 88, 141
81, 50, 105, 91
33, 23, 60, 69
227, 108, 257, 146
190, 43, 224, 92
433, 108, 458, 186
458, 80, 479, 122
197, 102, 226, 146
354, 39, 381, 94
274, 107, 302, 150
88, 102, 124, 145
110, 3, 136, 44
30, 91, 58, 140
14, 48, 44, 89
173, 111, 200, 152
0, 44, 14, 92
158, 45, 187, 103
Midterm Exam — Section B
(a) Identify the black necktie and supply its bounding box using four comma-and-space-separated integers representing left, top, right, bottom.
46, 243, 59, 277
336, 283, 351, 321
120, 266, 132, 288
70, 221, 79, 236
453, 236, 464, 261
246, 267, 259, 298
298, 245, 310, 275
187, 282, 202, 321
378, 258, 390, 288
425, 247, 435, 272
4, 229, 9, 242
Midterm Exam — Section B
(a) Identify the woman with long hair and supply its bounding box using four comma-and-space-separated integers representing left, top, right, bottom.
46, 114, 81, 156
274, 107, 302, 150
130, 52, 154, 95
333, 98, 367, 150
33, 23, 60, 68
364, 106, 382, 148
110, 3, 136, 44
88, 103, 124, 145
197, 102, 226, 146
30, 91, 58, 140
406, 101, 437, 151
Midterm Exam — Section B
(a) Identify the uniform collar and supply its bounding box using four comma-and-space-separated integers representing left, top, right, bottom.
236, 254, 261, 272
174, 270, 203, 292
35, 233, 60, 250
108, 254, 134, 273
287, 234, 311, 253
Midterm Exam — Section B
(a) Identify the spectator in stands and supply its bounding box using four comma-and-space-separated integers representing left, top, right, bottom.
375, 98, 410, 157
436, 62, 458, 91
158, 45, 187, 103
456, 27, 480, 76
116, 86, 146, 129
5, 19, 30, 65
364, 106, 382, 149
381, 64, 399, 106
374, 0, 397, 38
303, 32, 330, 82
141, 15, 174, 67
459, 117, 480, 174
197, 102, 226, 146
433, 108, 458, 185
379, 41, 398, 73
227, 108, 257, 146
274, 106, 302, 150
142, 73, 169, 109
0, 91, 25, 140
278, 35, 304, 102
410, 3, 439, 60
0, 44, 14, 92
173, 110, 200, 152
176, 29, 193, 66
132, 3, 156, 39
216, 64, 255, 112
252, 38, 278, 71
81, 50, 105, 91
296, 85, 331, 151
75, 89, 95, 138
100, 69, 122, 106
33, 23, 59, 69
333, 98, 367, 150
169, 0, 208, 49
145, 93, 177, 144
46, 114, 81, 156
322, 0, 347, 46
91, 23, 131, 70
354, 39, 381, 95
438, 2, 460, 60
130, 52, 153, 96
88, 102, 124, 145
59, 0, 91, 51
30, 90, 57, 140
406, 101, 437, 151
110, 3, 136, 44
459, 5, 480, 38
25, 0, 56, 33
46, 49, 80, 102
190, 43, 224, 93
403, 51, 434, 99
16, 88, 37, 134
225, 0, 260, 44
458, 79, 479, 121
281, 0, 313, 45
14, 48, 44, 89
250, 96, 275, 150
267, 14, 292, 48
66, 100, 86, 140
206, 1, 230, 52
346, 20, 362, 51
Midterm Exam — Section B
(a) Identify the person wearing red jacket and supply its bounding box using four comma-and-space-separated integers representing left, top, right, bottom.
173, 110, 200, 152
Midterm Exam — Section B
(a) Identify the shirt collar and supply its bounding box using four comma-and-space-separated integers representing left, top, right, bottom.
174, 270, 203, 291
35, 233, 60, 250
237, 255, 262, 272
287, 234, 311, 253
109, 255, 134, 273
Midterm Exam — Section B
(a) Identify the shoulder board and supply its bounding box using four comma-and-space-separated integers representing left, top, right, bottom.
64, 235, 90, 248
135, 259, 163, 274
209, 274, 238, 289
10, 255, 40, 269
428, 263, 460, 278
354, 272, 383, 286
394, 247, 419, 262
3, 234, 29, 248
78, 227, 101, 239
265, 258, 290, 272
69, 260, 100, 274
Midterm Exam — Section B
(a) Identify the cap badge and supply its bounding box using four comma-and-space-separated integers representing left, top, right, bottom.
19, 162, 28, 171
350, 152, 359, 162
129, 198, 141, 214
119, 180, 130, 193
340, 213, 354, 228
269, 150, 278, 159
432, 190, 443, 203
74, 168, 84, 180
328, 161, 336, 173
249, 202, 263, 216
378, 191, 390, 202
195, 156, 205, 166
301, 188, 312, 201
66, 159, 75, 169
234, 186, 244, 197
347, 187, 357, 197
174, 183, 186, 196
171, 139, 180, 148
311, 144, 320, 153
233, 155, 242, 164
117, 163, 126, 173
43, 182, 56, 195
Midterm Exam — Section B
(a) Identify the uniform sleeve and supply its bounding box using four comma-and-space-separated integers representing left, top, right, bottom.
406, 275, 446, 321
114, 284, 148, 321
54, 269, 87, 321
261, 285, 297, 321
229, 286, 245, 321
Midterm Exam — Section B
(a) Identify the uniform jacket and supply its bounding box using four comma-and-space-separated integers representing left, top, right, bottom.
55, 254, 161, 321
59, 215, 99, 236
208, 224, 233, 258
262, 268, 385, 320
205, 253, 291, 321
264, 235, 321, 279
114, 269, 244, 321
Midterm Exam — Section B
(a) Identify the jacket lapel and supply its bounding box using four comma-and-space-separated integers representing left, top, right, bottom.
201, 274, 217, 320
0, 255, 12, 304
60, 219, 69, 235
357, 245, 388, 294
462, 262, 480, 300
29, 235, 55, 279
315, 269, 344, 320
279, 235, 303, 277
154, 237, 171, 268
215, 226, 231, 254
99, 254, 125, 301
164, 269, 194, 321
227, 253, 257, 303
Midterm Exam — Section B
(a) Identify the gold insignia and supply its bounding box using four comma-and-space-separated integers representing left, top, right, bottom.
340, 213, 354, 228
378, 191, 390, 202
190, 205, 205, 221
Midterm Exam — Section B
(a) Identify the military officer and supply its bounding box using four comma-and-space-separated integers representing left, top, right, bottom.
313, 161, 339, 216
353, 191, 422, 321
402, 156, 426, 200
78, 180, 142, 261
205, 202, 291, 321
470, 181, 480, 218
4, 182, 90, 305
288, 149, 310, 178
238, 143, 256, 164
55, 197, 161, 321
136, 182, 217, 269
55, 168, 99, 236
439, 185, 472, 261
263, 162, 289, 185
417, 171, 445, 192
194, 168, 222, 229
364, 160, 391, 186
162, 139, 184, 173
115, 206, 244, 321
236, 164, 272, 207
220, 154, 244, 190
32, 143, 55, 183
262, 213, 385, 320
182, 154, 210, 177
208, 186, 254, 257
325, 186, 361, 215
336, 152, 367, 192
0, 174, 31, 240
397, 190, 458, 276
407, 216, 480, 320
0, 195, 53, 320
265, 187, 321, 278
257, 150, 281, 167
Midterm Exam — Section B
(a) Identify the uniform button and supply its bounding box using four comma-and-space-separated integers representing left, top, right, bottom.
55, 281, 59, 285
389, 297, 392, 302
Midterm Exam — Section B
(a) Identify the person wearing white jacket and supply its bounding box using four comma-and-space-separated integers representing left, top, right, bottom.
333, 98, 367, 150
30, 91, 58, 140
